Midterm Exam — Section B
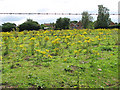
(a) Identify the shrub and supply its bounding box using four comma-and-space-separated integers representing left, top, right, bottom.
18, 19, 40, 31
2, 22, 16, 32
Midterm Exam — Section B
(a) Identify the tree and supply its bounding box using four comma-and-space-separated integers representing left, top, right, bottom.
50, 22, 55, 29
2, 22, 16, 32
70, 21, 78, 24
55, 17, 70, 30
18, 19, 40, 31
87, 21, 94, 29
55, 17, 63, 30
81, 11, 93, 29
40, 24, 47, 30
95, 5, 110, 29
0, 25, 2, 32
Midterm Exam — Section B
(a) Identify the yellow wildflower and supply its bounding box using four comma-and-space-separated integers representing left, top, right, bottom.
43, 55, 46, 57
64, 59, 67, 61
74, 50, 78, 53
19, 45, 24, 48
110, 54, 113, 56
44, 36, 49, 41
30, 37, 36, 40
85, 37, 90, 40
71, 43, 75, 46
83, 32, 87, 35
99, 32, 103, 35
41, 51, 46, 54
29, 42, 34, 45
52, 40, 59, 44
95, 36, 99, 38
98, 38, 101, 41
78, 49, 82, 52
67, 43, 70, 45
48, 54, 52, 58
3, 37, 8, 41
97, 53, 99, 55
83, 49, 87, 53
87, 40, 90, 43
66, 36, 70, 39
78, 41, 82, 43
84, 40, 88, 43
23, 37, 27, 41
36, 50, 41, 52
46, 49, 49, 52
0, 56, 2, 60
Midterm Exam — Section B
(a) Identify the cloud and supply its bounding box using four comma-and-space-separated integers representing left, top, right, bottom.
118, 1, 120, 23
37, 8, 50, 12
0, 0, 119, 25
1, 16, 24, 22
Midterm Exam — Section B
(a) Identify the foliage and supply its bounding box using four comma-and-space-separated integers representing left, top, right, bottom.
0, 25, 2, 32
81, 11, 93, 29
70, 21, 78, 24
18, 19, 40, 31
55, 17, 70, 30
107, 25, 120, 29
2, 22, 16, 32
40, 24, 47, 29
95, 5, 110, 29
87, 21, 94, 29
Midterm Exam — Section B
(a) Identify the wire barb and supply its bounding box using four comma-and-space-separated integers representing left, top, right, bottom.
0, 13, 119, 15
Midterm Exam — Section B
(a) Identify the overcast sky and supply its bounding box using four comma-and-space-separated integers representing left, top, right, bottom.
0, 0, 119, 25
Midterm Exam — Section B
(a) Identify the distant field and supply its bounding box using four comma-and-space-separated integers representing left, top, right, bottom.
1, 29, 119, 88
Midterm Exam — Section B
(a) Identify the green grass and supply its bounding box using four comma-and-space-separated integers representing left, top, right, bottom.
1, 29, 119, 88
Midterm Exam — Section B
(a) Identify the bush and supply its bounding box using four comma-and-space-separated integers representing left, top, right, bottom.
18, 19, 40, 31
2, 22, 16, 32
55, 17, 70, 30
0, 25, 2, 32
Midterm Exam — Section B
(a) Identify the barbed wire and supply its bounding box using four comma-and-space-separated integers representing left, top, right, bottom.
0, 13, 119, 15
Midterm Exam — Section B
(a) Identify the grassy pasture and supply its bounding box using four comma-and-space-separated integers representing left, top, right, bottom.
1, 29, 119, 88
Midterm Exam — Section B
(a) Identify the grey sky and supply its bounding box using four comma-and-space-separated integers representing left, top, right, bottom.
0, 0, 119, 25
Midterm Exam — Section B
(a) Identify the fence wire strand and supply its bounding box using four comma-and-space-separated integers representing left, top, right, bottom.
0, 13, 119, 15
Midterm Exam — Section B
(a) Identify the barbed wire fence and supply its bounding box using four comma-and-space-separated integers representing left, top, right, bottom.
0, 13, 119, 15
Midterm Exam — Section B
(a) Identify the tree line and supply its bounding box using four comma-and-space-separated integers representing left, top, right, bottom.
1, 5, 120, 32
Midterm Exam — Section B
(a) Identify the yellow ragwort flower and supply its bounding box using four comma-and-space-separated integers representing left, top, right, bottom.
36, 50, 41, 52
64, 59, 67, 61
85, 37, 90, 40
46, 49, 49, 52
44, 36, 49, 41
95, 36, 99, 38
97, 53, 99, 55
19, 45, 24, 48
74, 50, 78, 53
48, 54, 52, 58
30, 37, 36, 40
83, 32, 87, 35
40, 51, 46, 54
78, 41, 82, 43
84, 40, 88, 43
98, 38, 101, 41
